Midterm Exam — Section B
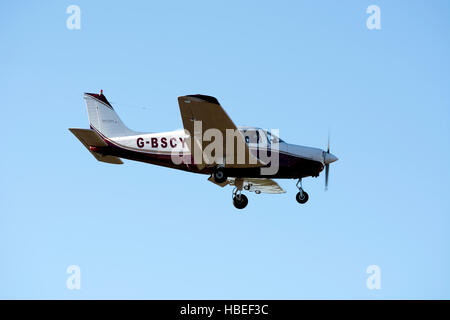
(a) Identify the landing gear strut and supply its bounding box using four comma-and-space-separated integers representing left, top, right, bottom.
295, 178, 309, 204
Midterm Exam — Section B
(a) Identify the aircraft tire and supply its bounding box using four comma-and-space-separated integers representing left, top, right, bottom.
233, 194, 248, 209
296, 191, 309, 204
213, 168, 227, 183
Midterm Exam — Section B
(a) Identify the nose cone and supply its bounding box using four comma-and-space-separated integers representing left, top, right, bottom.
324, 152, 338, 164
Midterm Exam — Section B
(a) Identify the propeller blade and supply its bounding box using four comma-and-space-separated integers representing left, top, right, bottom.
327, 132, 330, 153
325, 132, 330, 190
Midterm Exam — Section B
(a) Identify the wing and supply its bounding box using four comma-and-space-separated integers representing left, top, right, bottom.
69, 128, 123, 164
178, 94, 265, 169
208, 177, 285, 194
231, 178, 285, 194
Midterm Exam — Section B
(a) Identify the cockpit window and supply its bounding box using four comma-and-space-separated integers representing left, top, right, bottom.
240, 128, 284, 145
266, 131, 284, 143
241, 129, 260, 144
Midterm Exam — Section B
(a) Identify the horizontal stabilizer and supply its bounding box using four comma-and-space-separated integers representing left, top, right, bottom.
69, 128, 123, 164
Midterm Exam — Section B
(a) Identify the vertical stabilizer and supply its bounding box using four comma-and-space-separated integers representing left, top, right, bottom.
84, 91, 136, 138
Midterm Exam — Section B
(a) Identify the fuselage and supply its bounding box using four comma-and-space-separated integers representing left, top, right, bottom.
92, 126, 329, 179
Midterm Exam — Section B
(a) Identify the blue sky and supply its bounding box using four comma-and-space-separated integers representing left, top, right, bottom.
1, 0, 449, 299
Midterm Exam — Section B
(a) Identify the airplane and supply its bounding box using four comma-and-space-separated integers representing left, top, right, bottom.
69, 91, 338, 209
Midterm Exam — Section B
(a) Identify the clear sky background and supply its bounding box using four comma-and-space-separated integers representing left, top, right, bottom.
1, 0, 449, 299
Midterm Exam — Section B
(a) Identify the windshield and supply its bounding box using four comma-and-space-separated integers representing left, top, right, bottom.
266, 131, 284, 143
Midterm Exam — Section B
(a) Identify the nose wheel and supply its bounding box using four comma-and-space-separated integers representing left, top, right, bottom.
295, 179, 309, 204
296, 191, 309, 204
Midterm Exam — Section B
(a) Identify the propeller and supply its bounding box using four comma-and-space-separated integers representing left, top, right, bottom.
325, 134, 330, 191
323, 133, 338, 191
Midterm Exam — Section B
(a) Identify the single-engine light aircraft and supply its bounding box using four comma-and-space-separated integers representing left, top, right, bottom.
70, 91, 338, 209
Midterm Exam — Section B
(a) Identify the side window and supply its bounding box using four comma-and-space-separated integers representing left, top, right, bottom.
267, 132, 274, 144
258, 130, 269, 147
242, 129, 271, 145
266, 131, 282, 144
243, 130, 257, 144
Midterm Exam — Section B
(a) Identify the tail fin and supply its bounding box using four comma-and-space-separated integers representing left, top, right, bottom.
84, 91, 135, 138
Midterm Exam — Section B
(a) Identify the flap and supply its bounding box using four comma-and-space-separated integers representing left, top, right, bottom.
229, 178, 285, 194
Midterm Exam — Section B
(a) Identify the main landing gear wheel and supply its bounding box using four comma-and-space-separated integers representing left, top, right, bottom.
295, 178, 309, 204
233, 194, 248, 209
213, 167, 227, 183
296, 191, 309, 204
